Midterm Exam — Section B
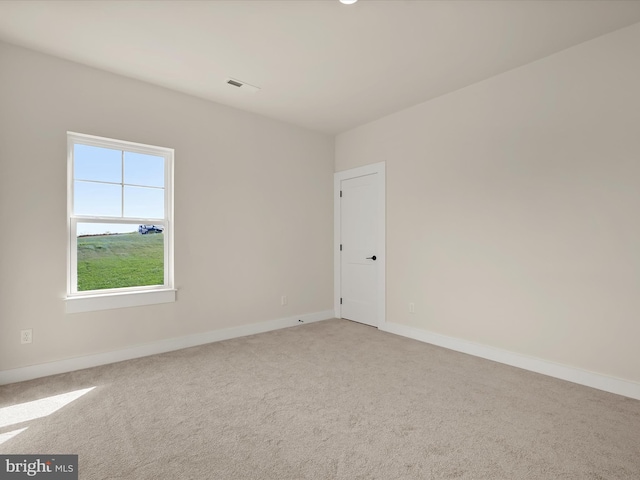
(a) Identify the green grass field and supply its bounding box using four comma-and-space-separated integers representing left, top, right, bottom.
77, 232, 164, 291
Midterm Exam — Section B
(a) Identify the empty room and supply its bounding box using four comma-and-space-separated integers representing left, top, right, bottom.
1, 1, 640, 478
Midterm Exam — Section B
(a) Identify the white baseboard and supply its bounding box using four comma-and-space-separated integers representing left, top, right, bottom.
0, 310, 334, 386
380, 321, 640, 401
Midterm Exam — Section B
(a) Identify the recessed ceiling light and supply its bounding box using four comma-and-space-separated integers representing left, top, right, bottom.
340, 0, 358, 4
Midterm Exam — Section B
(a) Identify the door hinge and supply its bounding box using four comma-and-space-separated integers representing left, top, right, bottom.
340, 298, 343, 305
340, 190, 342, 197
340, 244, 342, 251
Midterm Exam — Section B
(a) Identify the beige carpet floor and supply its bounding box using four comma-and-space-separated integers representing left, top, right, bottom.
1, 319, 639, 479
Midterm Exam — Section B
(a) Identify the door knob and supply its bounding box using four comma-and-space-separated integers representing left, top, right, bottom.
366, 255, 377, 261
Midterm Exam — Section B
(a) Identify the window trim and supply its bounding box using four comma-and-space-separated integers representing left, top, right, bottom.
66, 132, 175, 313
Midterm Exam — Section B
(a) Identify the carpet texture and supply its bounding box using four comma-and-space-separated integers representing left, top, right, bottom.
1, 319, 639, 479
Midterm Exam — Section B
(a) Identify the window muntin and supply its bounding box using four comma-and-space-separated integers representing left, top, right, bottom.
67, 132, 173, 298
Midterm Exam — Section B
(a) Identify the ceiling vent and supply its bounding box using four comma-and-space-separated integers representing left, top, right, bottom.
226, 78, 260, 93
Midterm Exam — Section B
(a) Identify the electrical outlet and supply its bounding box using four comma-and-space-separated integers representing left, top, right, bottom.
409, 302, 415, 314
281, 295, 288, 306
21, 329, 32, 344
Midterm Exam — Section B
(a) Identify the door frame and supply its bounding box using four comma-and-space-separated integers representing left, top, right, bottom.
334, 162, 386, 328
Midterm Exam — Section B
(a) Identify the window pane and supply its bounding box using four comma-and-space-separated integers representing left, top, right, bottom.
77, 222, 164, 291
124, 186, 164, 219
77, 223, 139, 236
124, 152, 164, 187
74, 181, 122, 217
74, 144, 122, 183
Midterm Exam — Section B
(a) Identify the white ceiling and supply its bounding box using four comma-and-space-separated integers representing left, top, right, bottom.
1, 1, 640, 135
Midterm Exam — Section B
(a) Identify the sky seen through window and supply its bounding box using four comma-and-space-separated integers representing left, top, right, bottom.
74, 144, 165, 236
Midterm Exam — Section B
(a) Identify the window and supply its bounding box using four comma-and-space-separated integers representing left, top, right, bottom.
66, 132, 174, 313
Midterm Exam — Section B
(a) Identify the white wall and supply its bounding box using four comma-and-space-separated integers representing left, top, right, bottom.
0, 42, 334, 372
336, 23, 640, 383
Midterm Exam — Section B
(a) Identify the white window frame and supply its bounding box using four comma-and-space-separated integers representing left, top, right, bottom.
65, 132, 175, 313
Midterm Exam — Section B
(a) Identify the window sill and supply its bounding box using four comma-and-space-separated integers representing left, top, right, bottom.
65, 289, 176, 314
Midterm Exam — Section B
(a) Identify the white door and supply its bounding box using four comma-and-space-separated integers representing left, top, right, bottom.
340, 173, 379, 327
